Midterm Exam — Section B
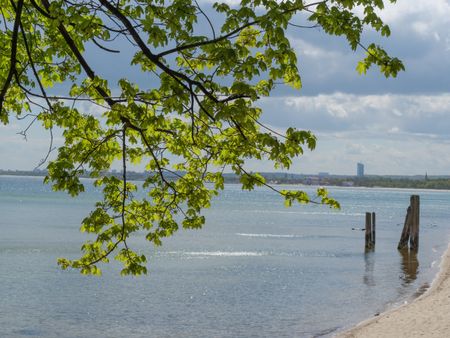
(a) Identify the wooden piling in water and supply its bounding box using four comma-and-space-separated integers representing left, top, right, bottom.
409, 195, 420, 252
371, 212, 376, 246
365, 212, 373, 250
397, 195, 420, 251
398, 206, 411, 250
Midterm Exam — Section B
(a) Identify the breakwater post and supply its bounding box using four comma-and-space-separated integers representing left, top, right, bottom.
372, 212, 376, 246
365, 212, 376, 250
397, 195, 420, 252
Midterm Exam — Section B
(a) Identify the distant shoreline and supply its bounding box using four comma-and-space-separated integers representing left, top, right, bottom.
2, 170, 450, 190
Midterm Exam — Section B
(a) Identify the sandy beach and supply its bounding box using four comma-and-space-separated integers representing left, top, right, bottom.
337, 244, 450, 338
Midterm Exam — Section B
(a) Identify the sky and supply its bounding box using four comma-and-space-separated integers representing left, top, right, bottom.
1, 0, 450, 175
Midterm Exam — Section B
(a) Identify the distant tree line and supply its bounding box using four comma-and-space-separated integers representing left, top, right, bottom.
350, 177, 450, 190
2, 170, 450, 190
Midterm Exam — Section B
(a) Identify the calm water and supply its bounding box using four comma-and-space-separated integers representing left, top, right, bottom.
1, 176, 450, 338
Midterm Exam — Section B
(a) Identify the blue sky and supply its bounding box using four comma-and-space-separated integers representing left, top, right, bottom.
1, 0, 450, 175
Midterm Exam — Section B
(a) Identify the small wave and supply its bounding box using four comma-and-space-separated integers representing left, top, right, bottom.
278, 251, 338, 258
164, 250, 352, 259
413, 283, 430, 298
243, 210, 364, 216
236, 233, 350, 240
167, 251, 265, 257
236, 233, 301, 239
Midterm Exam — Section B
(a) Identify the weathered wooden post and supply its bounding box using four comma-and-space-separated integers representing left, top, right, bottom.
397, 195, 420, 251
409, 195, 420, 252
365, 212, 373, 250
371, 212, 376, 246
397, 206, 411, 250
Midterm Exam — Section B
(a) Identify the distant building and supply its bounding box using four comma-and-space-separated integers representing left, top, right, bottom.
318, 172, 329, 177
357, 163, 364, 177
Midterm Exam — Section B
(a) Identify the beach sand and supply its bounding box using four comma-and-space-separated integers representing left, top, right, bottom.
337, 244, 450, 338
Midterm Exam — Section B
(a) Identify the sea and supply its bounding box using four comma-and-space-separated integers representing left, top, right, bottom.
1, 175, 450, 338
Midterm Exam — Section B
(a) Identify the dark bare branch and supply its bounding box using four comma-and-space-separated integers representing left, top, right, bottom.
0, 0, 24, 114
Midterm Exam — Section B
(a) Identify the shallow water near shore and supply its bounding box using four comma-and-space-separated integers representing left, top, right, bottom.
1, 176, 450, 338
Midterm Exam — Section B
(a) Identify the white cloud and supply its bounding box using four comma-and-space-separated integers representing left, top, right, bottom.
262, 92, 450, 136
412, 21, 432, 37
381, 0, 450, 22
380, 0, 450, 44
291, 37, 342, 59
345, 143, 366, 155
250, 92, 450, 174
289, 37, 350, 80
277, 131, 450, 176
392, 109, 402, 117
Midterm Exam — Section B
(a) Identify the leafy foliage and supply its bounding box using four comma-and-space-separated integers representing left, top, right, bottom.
0, 0, 402, 275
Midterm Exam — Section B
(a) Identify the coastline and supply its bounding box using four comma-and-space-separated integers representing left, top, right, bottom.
2, 172, 450, 191
336, 240, 450, 337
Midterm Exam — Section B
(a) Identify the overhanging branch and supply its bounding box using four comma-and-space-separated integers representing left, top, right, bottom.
0, 0, 24, 114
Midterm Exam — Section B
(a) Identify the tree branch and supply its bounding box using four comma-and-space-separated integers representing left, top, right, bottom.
156, 21, 255, 59
98, 0, 220, 108
39, 0, 116, 107
0, 0, 24, 114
